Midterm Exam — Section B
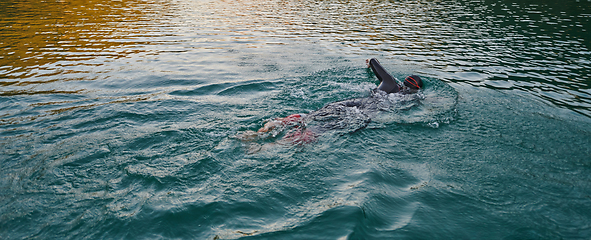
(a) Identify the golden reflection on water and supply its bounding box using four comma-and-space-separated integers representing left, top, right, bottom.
0, 0, 177, 126
1, 0, 589, 117
0, 0, 169, 83
0, 0, 434, 84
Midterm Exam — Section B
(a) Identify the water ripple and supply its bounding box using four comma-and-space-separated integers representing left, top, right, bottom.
1, 0, 591, 239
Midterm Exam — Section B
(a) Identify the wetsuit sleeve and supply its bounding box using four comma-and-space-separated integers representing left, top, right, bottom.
368, 58, 400, 94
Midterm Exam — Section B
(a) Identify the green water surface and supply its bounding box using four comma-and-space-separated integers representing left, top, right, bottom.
1, 0, 590, 239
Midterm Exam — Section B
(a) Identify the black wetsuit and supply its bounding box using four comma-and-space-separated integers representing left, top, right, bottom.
369, 58, 403, 94
305, 90, 390, 133
303, 59, 409, 133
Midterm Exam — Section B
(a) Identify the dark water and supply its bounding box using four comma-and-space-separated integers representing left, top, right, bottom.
1, 0, 590, 239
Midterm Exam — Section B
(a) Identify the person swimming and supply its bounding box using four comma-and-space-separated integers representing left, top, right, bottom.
367, 58, 423, 95
238, 58, 424, 146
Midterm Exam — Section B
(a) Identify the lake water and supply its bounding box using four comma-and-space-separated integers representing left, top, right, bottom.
1, 0, 591, 239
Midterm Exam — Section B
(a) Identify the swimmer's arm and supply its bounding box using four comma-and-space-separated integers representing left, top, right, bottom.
367, 58, 393, 83
366, 58, 401, 93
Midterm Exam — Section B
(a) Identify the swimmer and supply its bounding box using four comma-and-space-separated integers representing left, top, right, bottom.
238, 58, 423, 147
366, 58, 423, 95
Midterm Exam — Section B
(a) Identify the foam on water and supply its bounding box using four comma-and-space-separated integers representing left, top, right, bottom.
1, 0, 590, 239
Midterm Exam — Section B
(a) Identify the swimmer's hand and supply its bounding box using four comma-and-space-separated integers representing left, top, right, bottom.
366, 59, 371, 68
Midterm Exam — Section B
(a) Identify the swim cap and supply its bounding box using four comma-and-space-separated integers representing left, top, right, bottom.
403, 75, 423, 89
